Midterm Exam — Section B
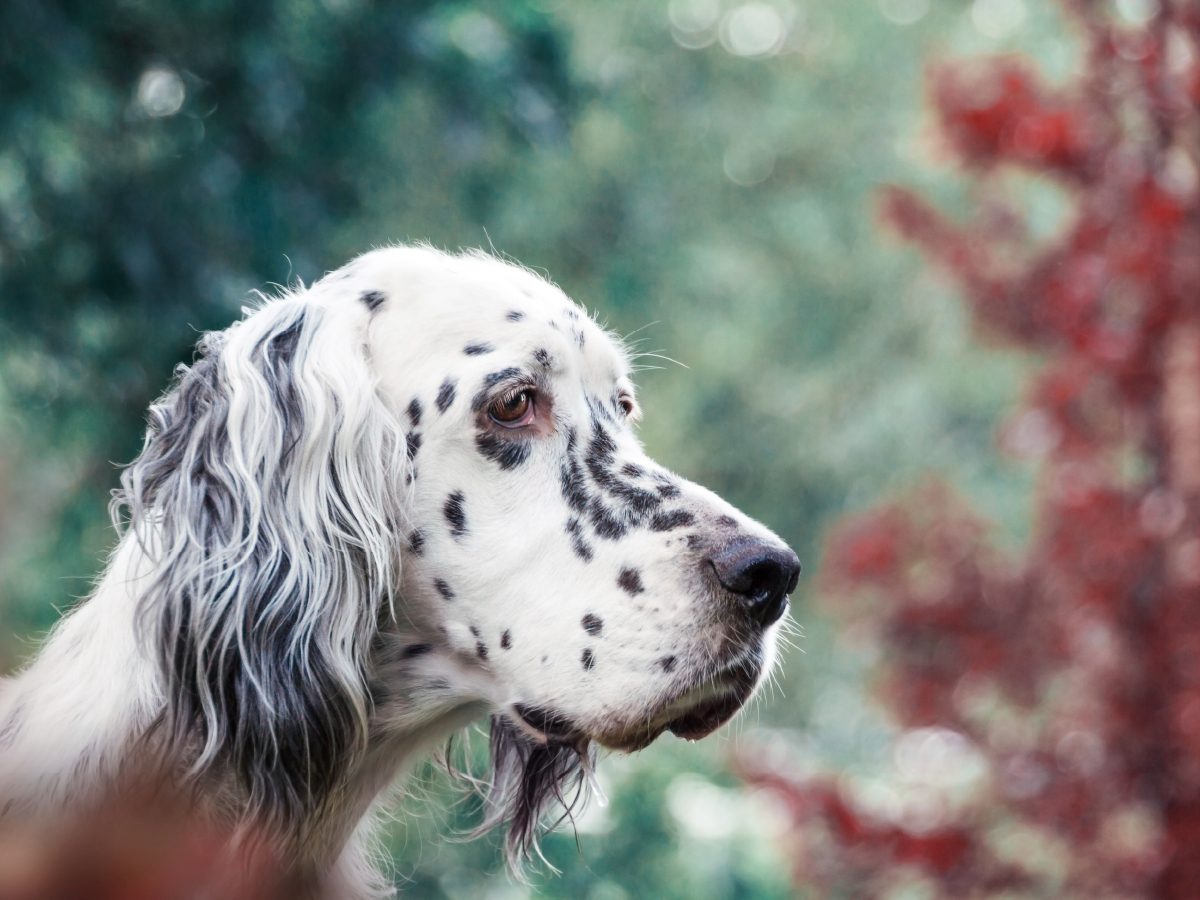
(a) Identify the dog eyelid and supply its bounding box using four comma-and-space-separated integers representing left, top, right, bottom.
617, 391, 637, 418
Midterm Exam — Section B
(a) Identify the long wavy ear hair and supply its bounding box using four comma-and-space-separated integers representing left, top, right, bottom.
112, 291, 406, 837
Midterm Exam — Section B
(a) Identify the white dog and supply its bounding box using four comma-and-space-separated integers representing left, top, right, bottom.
0, 246, 799, 896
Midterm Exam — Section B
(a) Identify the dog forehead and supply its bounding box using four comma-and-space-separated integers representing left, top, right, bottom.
350, 246, 628, 390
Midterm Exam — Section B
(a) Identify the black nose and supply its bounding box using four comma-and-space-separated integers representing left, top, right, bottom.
710, 540, 801, 627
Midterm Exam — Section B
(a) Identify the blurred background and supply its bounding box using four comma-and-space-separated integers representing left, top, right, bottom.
7, 0, 1193, 897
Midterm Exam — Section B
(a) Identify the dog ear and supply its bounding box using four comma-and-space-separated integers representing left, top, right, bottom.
114, 291, 406, 832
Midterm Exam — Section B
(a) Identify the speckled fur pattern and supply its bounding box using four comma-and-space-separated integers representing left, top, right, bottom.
0, 246, 796, 896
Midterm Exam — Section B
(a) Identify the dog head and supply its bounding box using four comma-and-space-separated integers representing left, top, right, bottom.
118, 245, 798, 861
357, 248, 798, 746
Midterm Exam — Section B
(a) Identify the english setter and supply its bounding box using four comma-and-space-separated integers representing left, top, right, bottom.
0, 246, 799, 896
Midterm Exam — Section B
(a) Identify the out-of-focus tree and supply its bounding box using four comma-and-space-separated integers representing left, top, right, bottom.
0, 0, 574, 641
742, 2, 1200, 898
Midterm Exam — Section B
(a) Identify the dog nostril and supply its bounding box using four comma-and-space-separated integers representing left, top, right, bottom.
743, 561, 782, 605
710, 541, 801, 627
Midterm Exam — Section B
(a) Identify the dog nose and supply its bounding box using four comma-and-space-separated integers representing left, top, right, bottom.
710, 540, 801, 627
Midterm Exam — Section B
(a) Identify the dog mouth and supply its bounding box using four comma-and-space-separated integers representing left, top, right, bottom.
659, 682, 753, 742
510, 703, 586, 747
511, 654, 761, 753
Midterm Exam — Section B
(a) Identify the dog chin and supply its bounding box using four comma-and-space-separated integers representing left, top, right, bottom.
512, 660, 761, 753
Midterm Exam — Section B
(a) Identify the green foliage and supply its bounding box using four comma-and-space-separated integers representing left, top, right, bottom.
0, 0, 573, 637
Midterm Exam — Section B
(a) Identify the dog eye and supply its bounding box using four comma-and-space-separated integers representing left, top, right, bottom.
617, 394, 635, 417
489, 390, 534, 427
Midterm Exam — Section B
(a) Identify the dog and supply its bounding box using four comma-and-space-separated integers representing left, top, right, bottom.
0, 246, 800, 897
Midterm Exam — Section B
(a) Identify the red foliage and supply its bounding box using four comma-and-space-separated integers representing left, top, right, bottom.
743, 6, 1200, 899
930, 57, 1102, 174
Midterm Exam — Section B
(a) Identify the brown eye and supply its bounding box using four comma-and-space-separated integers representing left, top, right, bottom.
618, 394, 635, 416
489, 390, 533, 426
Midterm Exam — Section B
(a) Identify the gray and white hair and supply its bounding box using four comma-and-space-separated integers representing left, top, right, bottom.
116, 296, 405, 836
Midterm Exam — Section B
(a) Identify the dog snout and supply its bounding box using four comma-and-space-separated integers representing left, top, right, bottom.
709, 539, 801, 627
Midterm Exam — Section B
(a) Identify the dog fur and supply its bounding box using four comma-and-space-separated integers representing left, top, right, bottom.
0, 246, 799, 896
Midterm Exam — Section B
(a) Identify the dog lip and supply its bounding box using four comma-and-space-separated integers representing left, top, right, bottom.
596, 656, 762, 750
514, 652, 762, 752
513, 701, 665, 752
663, 690, 748, 741
660, 653, 760, 741
594, 685, 748, 751
598, 725, 669, 753
511, 702, 583, 746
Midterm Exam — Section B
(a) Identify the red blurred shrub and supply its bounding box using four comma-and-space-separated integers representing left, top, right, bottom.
742, 5, 1200, 898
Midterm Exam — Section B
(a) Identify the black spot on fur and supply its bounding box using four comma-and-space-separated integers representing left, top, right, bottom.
406, 397, 423, 427
655, 479, 681, 499
589, 498, 627, 540
617, 568, 644, 595
559, 421, 682, 545
360, 290, 386, 311
477, 642, 489, 660
659, 655, 678, 673
434, 578, 455, 600
565, 309, 580, 320
577, 330, 585, 348
581, 648, 595, 670
717, 515, 738, 527
464, 343, 494, 356
501, 630, 512, 649
408, 530, 425, 555
559, 429, 589, 513
686, 533, 703, 550
486, 367, 524, 387
506, 310, 525, 322
587, 394, 614, 425
649, 510, 695, 532
402, 643, 433, 659
406, 432, 422, 461
533, 348, 553, 368
436, 378, 457, 413
565, 517, 593, 562
585, 423, 661, 515
476, 432, 530, 470
469, 626, 480, 637
444, 491, 467, 537
583, 422, 616, 466
582, 614, 603, 636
